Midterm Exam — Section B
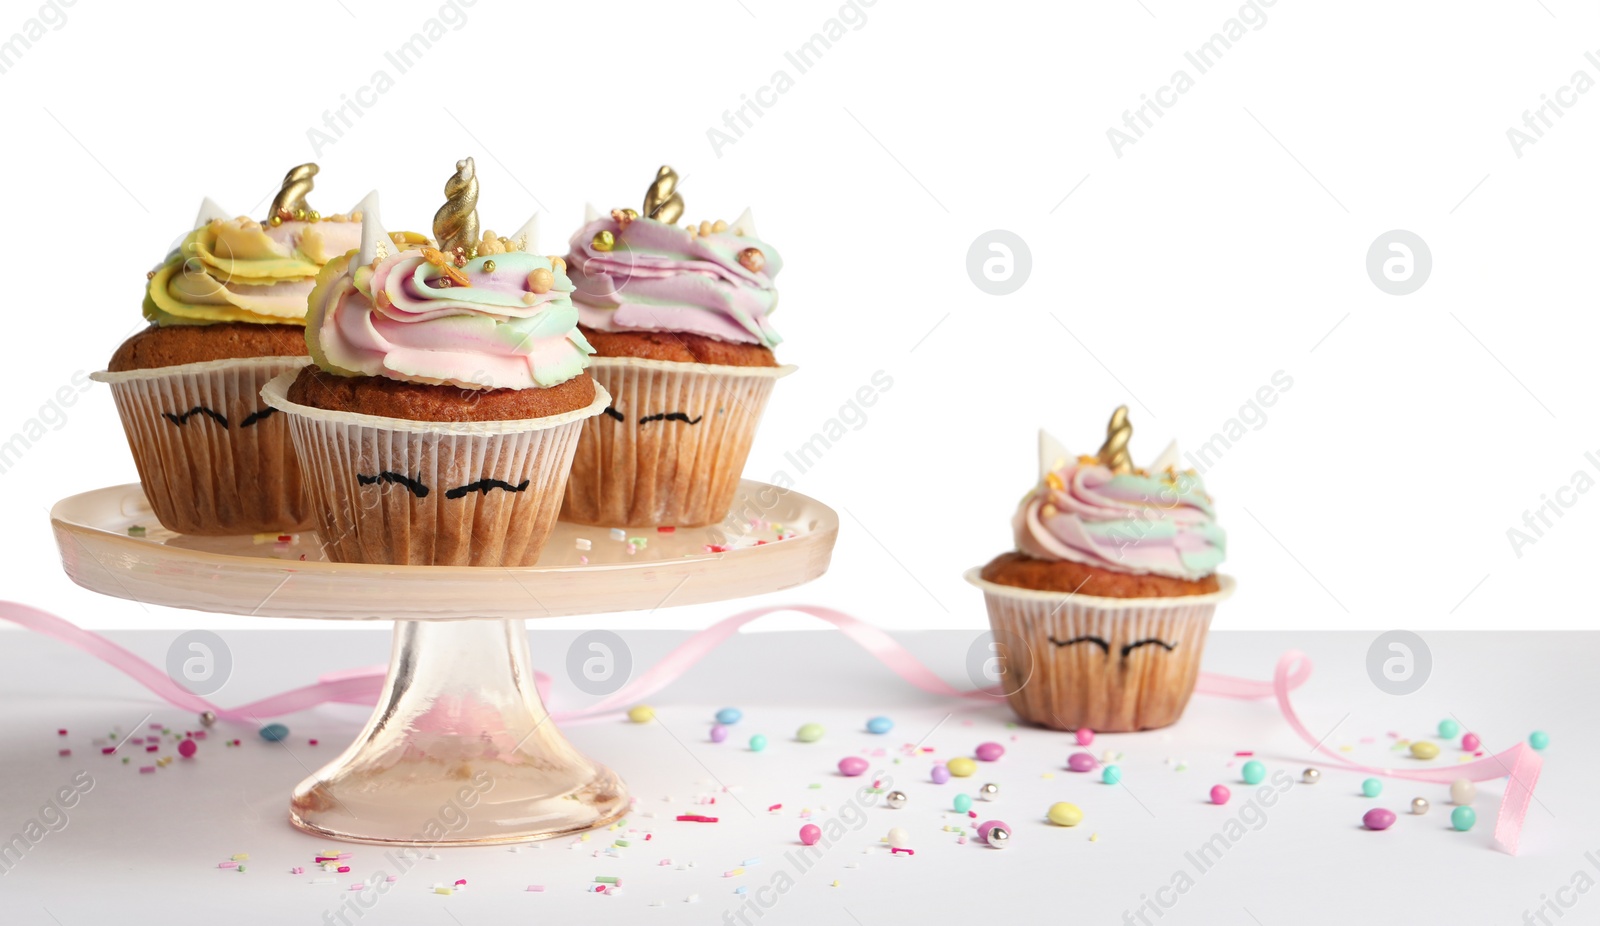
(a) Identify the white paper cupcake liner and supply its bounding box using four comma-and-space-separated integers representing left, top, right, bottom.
562, 357, 795, 527
262, 371, 610, 566
92, 357, 313, 536
965, 568, 1235, 732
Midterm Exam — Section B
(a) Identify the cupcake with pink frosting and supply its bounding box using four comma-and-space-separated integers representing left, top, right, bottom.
262, 159, 609, 566
558, 165, 793, 528
966, 407, 1234, 733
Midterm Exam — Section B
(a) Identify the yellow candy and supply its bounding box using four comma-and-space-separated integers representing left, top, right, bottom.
947, 757, 978, 778
1410, 741, 1440, 760
1048, 802, 1084, 827
628, 705, 655, 724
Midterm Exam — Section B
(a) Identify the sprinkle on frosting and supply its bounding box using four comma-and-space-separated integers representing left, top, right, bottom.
1013, 428, 1226, 581
564, 207, 782, 348
305, 199, 592, 392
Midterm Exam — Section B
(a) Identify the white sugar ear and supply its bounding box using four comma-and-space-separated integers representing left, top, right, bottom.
731, 207, 759, 239
510, 213, 539, 252
193, 197, 231, 229
1038, 430, 1070, 481
1147, 440, 1181, 473
583, 202, 602, 224
354, 191, 391, 265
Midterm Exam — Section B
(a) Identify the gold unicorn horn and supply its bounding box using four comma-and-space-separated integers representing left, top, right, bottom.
433, 157, 480, 255
1096, 405, 1134, 474
642, 165, 684, 224
267, 163, 318, 224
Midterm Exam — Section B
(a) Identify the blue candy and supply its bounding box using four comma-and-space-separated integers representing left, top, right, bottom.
866, 716, 894, 735
259, 723, 289, 742
716, 708, 743, 725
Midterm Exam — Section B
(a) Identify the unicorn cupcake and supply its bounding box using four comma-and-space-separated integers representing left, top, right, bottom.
97, 164, 359, 535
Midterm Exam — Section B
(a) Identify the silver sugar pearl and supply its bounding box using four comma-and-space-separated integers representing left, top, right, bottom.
986, 825, 1011, 847
1301, 767, 1320, 784
979, 782, 1000, 800
200, 711, 217, 728
885, 790, 908, 809
1411, 797, 1430, 815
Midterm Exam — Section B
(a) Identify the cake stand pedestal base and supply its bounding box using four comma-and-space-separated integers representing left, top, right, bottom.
288, 619, 627, 846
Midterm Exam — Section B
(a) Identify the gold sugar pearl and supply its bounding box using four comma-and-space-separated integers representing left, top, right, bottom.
698, 220, 713, 236
438, 277, 453, 288
527, 268, 554, 294
712, 219, 728, 233
549, 256, 566, 273
592, 230, 615, 252
308, 210, 321, 222
482, 259, 497, 273
268, 215, 283, 227
737, 246, 766, 272
522, 292, 538, 305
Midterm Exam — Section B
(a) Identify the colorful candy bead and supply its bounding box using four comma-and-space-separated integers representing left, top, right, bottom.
947, 757, 977, 778
1047, 802, 1083, 826
1451, 806, 1477, 831
1437, 719, 1460, 739
977, 820, 1010, 847
1210, 785, 1231, 805
1529, 730, 1550, 751
838, 757, 869, 777
796, 723, 825, 743
1450, 778, 1476, 805
1363, 808, 1397, 831
715, 708, 742, 725
627, 705, 655, 724
1409, 741, 1439, 760
975, 742, 1005, 762
710, 725, 729, 743
748, 734, 768, 752
1361, 778, 1383, 798
799, 824, 822, 846
1102, 765, 1123, 785
930, 765, 951, 785
1241, 760, 1266, 785
177, 739, 197, 758
953, 793, 973, 813
866, 716, 894, 735
259, 723, 288, 742
886, 827, 910, 849
1460, 732, 1481, 751
1075, 728, 1095, 746
1067, 752, 1097, 773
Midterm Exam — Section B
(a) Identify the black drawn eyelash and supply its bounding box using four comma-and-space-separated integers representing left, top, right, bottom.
1048, 635, 1110, 654
445, 478, 530, 500
1120, 639, 1178, 659
163, 406, 228, 428
356, 472, 429, 498
639, 412, 703, 426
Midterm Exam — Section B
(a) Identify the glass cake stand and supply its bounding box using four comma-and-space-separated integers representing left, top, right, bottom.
49, 481, 837, 847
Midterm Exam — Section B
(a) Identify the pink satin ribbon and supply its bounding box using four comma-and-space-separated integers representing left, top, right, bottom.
0, 600, 1540, 854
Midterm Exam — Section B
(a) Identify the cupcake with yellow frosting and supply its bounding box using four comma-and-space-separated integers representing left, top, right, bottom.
263, 159, 608, 566
96, 164, 359, 535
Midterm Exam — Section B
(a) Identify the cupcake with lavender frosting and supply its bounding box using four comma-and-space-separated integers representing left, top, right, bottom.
263, 158, 609, 566
559, 165, 793, 527
967, 408, 1234, 732
96, 164, 359, 535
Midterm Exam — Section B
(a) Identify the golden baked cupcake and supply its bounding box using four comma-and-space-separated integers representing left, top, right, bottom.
967, 408, 1233, 732
559, 166, 792, 528
97, 164, 358, 535
263, 159, 608, 566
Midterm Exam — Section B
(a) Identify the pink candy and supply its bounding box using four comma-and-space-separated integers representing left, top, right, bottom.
1363, 808, 1397, 831
710, 725, 729, 743
976, 820, 1008, 845
1075, 728, 1095, 746
1461, 732, 1481, 751
799, 824, 822, 846
178, 739, 197, 759
1067, 752, 1097, 773
838, 757, 869, 777
975, 742, 1005, 762
930, 765, 951, 785
1210, 785, 1231, 805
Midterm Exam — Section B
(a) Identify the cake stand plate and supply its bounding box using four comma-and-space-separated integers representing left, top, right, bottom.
49, 481, 837, 846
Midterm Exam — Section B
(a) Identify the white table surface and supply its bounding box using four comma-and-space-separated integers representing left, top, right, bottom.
0, 626, 1586, 925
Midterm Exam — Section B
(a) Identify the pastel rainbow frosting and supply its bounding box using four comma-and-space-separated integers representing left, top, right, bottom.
305, 195, 592, 392
144, 200, 361, 327
564, 208, 781, 347
1013, 431, 1226, 581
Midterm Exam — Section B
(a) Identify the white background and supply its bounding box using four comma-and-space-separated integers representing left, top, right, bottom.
3, 0, 1597, 632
